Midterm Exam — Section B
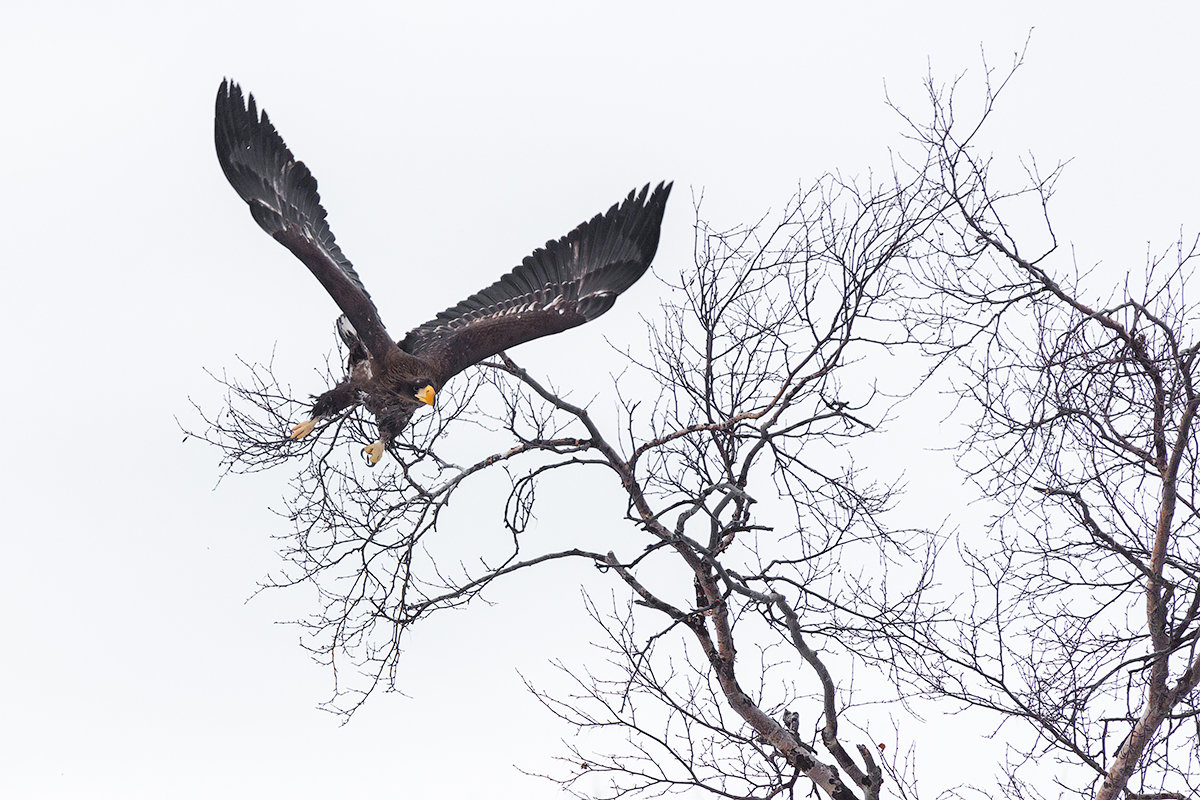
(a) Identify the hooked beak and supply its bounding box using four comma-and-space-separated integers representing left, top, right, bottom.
415, 385, 436, 406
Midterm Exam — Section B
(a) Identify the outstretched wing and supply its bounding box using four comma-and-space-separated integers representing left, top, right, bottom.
400, 182, 671, 383
214, 80, 394, 360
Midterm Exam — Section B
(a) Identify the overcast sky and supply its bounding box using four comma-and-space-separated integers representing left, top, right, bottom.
3, 3, 1199, 798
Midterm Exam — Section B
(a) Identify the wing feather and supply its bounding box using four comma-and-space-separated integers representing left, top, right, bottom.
214, 80, 394, 360
401, 182, 671, 382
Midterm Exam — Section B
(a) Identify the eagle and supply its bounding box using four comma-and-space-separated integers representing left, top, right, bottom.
214, 81, 671, 465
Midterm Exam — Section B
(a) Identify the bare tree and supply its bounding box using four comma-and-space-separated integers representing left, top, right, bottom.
195, 169, 941, 800
194, 54, 1200, 800
887, 53, 1200, 800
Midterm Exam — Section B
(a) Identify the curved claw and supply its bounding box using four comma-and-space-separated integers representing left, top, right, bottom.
363, 440, 385, 466
290, 418, 318, 439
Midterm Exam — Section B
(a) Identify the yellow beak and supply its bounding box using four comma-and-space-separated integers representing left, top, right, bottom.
415, 385, 436, 406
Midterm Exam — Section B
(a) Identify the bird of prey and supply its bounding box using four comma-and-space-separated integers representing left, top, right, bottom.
214, 80, 671, 465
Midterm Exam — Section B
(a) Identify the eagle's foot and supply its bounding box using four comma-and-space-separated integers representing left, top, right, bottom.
290, 418, 319, 439
363, 440, 385, 466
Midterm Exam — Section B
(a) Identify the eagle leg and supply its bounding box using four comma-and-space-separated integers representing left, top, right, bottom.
289, 382, 359, 441
290, 418, 319, 439
363, 440, 385, 466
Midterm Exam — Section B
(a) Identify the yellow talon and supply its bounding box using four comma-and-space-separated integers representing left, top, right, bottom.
363, 440, 385, 465
290, 418, 318, 439
416, 385, 436, 406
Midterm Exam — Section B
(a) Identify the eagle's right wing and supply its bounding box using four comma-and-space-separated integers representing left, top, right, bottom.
214, 80, 394, 361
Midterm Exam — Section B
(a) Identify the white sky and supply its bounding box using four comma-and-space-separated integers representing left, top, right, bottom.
3, 2, 1199, 798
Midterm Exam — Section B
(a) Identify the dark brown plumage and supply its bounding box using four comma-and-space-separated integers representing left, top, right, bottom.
214, 80, 671, 464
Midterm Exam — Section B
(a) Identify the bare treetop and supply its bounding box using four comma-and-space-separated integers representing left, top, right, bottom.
194, 54, 1200, 800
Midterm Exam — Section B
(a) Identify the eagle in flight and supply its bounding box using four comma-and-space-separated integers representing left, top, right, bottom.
214, 80, 671, 465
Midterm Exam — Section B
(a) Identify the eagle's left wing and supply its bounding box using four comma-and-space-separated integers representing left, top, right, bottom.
214, 80, 395, 361
400, 183, 671, 384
